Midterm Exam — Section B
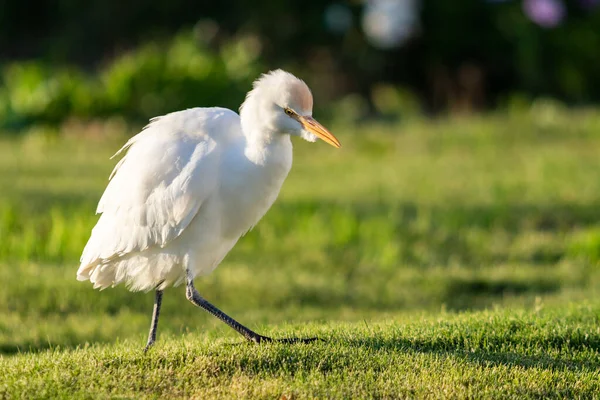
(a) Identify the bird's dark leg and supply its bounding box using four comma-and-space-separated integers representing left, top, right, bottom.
185, 278, 318, 344
144, 289, 163, 352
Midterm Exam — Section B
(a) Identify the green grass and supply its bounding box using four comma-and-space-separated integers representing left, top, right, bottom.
2, 306, 600, 398
1, 109, 600, 398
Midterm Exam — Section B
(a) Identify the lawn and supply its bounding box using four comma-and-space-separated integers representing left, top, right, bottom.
1, 108, 600, 398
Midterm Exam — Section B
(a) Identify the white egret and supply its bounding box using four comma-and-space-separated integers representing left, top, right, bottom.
77, 69, 341, 350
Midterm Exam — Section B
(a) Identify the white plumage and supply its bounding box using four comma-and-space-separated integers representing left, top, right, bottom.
76, 70, 340, 347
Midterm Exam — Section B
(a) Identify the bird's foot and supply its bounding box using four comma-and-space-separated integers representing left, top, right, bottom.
250, 335, 323, 344
274, 337, 323, 344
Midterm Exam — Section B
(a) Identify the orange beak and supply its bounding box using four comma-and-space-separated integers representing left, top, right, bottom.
299, 116, 341, 148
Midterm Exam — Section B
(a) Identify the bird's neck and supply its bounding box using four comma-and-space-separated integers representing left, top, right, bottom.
242, 126, 291, 167
239, 100, 291, 166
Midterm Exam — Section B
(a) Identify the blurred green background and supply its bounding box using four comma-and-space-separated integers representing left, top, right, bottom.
1, 0, 600, 129
2, 0, 600, 357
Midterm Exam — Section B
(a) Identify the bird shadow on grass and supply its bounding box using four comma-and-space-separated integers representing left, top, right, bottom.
213, 333, 600, 377
341, 335, 600, 373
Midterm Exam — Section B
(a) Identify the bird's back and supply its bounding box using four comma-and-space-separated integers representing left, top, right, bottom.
77, 107, 245, 291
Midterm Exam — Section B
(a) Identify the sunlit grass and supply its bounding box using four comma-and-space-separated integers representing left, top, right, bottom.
2, 305, 600, 399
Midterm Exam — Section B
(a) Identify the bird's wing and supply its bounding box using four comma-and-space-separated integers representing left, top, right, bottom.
78, 108, 240, 276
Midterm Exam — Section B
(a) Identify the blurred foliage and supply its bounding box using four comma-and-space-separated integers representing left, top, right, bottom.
1, 0, 600, 129
0, 31, 263, 129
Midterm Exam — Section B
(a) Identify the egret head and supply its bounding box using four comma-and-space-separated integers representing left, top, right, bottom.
240, 70, 341, 148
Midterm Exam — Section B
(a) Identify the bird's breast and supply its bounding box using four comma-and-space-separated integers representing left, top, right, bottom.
219, 142, 292, 239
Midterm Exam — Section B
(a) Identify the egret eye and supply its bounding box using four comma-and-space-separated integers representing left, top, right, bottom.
284, 108, 294, 117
